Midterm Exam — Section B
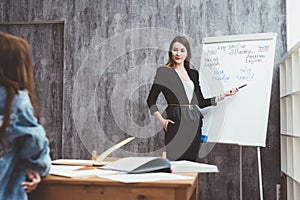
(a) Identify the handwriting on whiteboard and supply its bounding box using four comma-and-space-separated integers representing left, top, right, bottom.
203, 42, 269, 82
236, 66, 254, 80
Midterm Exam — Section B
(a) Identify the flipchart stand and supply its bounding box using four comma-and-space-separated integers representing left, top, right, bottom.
200, 33, 277, 200
239, 146, 264, 200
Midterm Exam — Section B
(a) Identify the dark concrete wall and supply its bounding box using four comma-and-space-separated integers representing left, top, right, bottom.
0, 0, 286, 199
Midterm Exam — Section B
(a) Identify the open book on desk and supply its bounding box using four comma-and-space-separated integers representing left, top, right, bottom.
100, 157, 218, 174
100, 157, 171, 174
52, 137, 135, 166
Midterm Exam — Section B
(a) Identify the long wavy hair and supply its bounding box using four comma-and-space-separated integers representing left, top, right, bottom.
165, 36, 192, 70
0, 33, 40, 156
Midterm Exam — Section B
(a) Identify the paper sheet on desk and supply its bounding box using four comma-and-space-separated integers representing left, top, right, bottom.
50, 165, 84, 173
98, 172, 193, 183
51, 159, 105, 166
50, 165, 118, 178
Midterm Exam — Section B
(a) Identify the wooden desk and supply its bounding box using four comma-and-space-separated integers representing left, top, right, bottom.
29, 170, 198, 200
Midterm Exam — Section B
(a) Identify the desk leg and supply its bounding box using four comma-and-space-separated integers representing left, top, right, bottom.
180, 175, 199, 200
193, 174, 199, 200
190, 187, 198, 200
175, 175, 198, 200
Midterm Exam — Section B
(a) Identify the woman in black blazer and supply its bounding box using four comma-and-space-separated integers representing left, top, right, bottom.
147, 36, 238, 161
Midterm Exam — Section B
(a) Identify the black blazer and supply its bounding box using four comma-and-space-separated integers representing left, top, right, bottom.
147, 66, 216, 116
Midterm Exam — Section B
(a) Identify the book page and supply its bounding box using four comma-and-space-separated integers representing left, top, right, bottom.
52, 137, 135, 166
96, 137, 135, 162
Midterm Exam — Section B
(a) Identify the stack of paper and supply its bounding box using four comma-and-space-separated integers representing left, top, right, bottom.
170, 160, 218, 173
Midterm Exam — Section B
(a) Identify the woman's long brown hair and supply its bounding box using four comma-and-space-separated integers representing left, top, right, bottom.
165, 36, 192, 70
0, 33, 40, 156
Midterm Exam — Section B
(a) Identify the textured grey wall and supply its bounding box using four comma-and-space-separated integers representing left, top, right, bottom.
0, 23, 64, 160
0, 0, 286, 199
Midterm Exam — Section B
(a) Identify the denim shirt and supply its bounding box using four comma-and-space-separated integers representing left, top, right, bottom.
0, 86, 51, 200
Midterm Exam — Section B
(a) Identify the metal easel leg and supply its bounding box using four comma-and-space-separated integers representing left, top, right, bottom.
257, 147, 264, 200
240, 146, 243, 200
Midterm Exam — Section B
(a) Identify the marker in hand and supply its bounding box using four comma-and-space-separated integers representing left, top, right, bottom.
228, 84, 246, 95
226, 84, 246, 96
